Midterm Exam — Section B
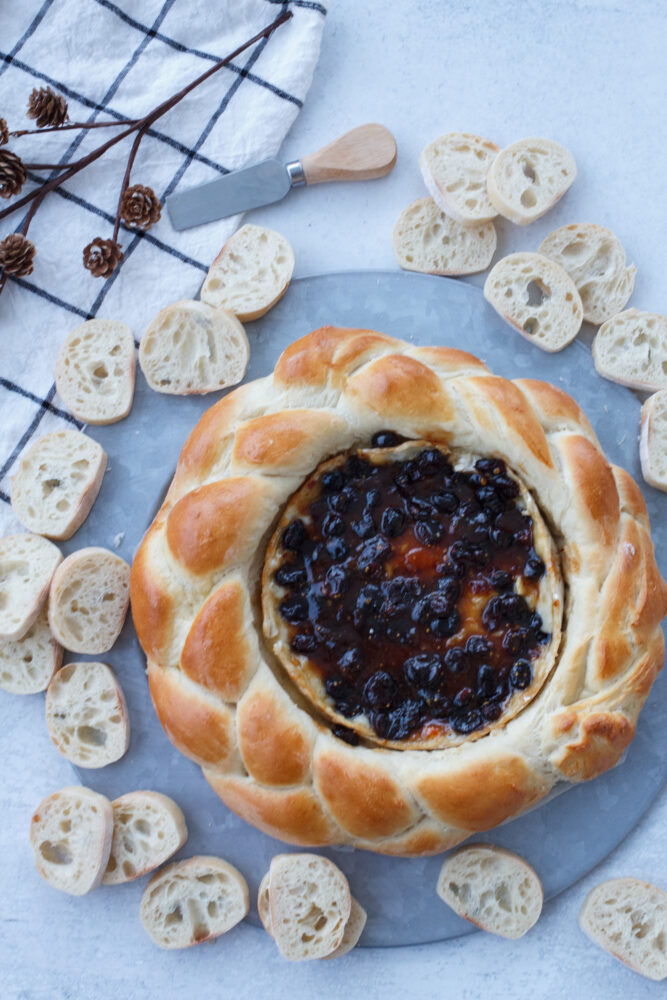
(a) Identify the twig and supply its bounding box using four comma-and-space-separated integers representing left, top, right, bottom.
113, 122, 151, 243
10, 119, 138, 138
0, 10, 291, 226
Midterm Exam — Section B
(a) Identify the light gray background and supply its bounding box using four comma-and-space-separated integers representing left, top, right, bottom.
2, 0, 666, 997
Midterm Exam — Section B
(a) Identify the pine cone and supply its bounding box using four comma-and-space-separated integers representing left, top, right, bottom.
0, 149, 27, 199
83, 237, 123, 278
0, 118, 8, 146
120, 184, 162, 230
0, 233, 36, 278
27, 86, 68, 129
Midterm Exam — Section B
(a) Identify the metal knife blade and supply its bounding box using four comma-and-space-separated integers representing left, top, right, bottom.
167, 159, 295, 231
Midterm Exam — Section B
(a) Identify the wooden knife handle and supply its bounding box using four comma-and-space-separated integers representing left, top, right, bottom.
300, 124, 397, 185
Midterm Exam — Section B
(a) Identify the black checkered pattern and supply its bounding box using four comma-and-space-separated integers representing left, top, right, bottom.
0, 0, 326, 525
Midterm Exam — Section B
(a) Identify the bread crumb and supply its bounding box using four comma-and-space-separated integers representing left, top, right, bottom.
113, 532, 125, 550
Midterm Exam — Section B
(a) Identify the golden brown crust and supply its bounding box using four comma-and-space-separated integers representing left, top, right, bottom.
415, 754, 550, 831
180, 578, 256, 700
553, 711, 635, 782
236, 679, 313, 786
148, 663, 236, 768
313, 746, 419, 839
166, 477, 277, 575
131, 325, 666, 856
204, 771, 340, 846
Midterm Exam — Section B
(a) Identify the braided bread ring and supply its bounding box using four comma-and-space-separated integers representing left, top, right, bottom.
131, 327, 667, 856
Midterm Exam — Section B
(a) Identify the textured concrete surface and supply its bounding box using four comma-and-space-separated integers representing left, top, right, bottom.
2, 1, 666, 997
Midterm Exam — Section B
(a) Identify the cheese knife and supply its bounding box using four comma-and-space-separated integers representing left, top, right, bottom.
166, 123, 397, 231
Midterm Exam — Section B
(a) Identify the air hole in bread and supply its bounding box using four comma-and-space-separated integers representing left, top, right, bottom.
134, 819, 151, 836
92, 364, 108, 381
40, 840, 73, 865
165, 906, 183, 926
525, 280, 550, 307
521, 161, 536, 182
520, 189, 537, 208
77, 724, 107, 746
523, 318, 539, 336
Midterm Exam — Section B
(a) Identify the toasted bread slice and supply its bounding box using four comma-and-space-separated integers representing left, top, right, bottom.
393, 198, 496, 276
103, 791, 187, 885
579, 878, 667, 981
30, 785, 113, 895
268, 853, 351, 961
419, 132, 499, 224
539, 223, 636, 325
11, 430, 107, 540
0, 533, 62, 641
592, 309, 667, 391
437, 844, 543, 939
140, 856, 249, 949
640, 390, 667, 492
487, 137, 576, 225
48, 547, 130, 654
139, 299, 249, 395
484, 252, 583, 351
200, 224, 295, 321
45, 661, 129, 768
56, 319, 136, 425
0, 607, 62, 694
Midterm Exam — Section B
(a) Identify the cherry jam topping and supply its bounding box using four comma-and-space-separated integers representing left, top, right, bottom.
275, 440, 549, 742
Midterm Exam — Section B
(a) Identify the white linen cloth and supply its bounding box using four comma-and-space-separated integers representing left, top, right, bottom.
0, 0, 326, 532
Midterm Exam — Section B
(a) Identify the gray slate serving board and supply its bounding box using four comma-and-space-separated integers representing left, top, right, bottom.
71, 271, 666, 947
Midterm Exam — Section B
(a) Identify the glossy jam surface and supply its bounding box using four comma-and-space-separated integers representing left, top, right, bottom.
272, 435, 550, 744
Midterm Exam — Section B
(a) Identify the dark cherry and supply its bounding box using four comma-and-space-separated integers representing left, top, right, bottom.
371, 430, 401, 448
274, 563, 306, 588
380, 506, 405, 538
432, 490, 459, 513
524, 555, 546, 580
282, 519, 306, 551
325, 675, 350, 699
321, 469, 344, 493
363, 671, 398, 709
417, 448, 446, 476
453, 686, 473, 708
352, 511, 375, 539
502, 627, 530, 655
490, 526, 513, 549
476, 485, 503, 514
481, 701, 502, 721
357, 536, 391, 574
403, 652, 442, 690
325, 538, 349, 561
444, 647, 467, 673
415, 518, 444, 546
328, 488, 354, 513
324, 566, 347, 597
424, 592, 453, 617
384, 700, 423, 740
279, 595, 309, 624
466, 635, 493, 659
437, 575, 461, 602
476, 456, 506, 477
291, 632, 317, 654
365, 488, 381, 508
332, 724, 359, 745
338, 645, 364, 675
477, 664, 496, 697
490, 569, 513, 591
344, 455, 372, 479
510, 659, 532, 690
322, 512, 346, 537
494, 474, 519, 499
452, 709, 483, 734
430, 611, 460, 638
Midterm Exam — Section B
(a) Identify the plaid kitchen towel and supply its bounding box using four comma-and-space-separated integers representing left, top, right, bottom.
0, 0, 326, 534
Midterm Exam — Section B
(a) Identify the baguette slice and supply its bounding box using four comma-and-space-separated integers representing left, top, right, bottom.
579, 878, 667, 981
393, 198, 496, 276
258, 872, 366, 959
484, 252, 583, 352
139, 299, 249, 395
322, 898, 367, 959
269, 853, 351, 961
0, 607, 62, 694
103, 791, 187, 885
640, 390, 667, 491
0, 533, 62, 641
30, 785, 113, 895
45, 661, 130, 768
437, 844, 543, 939
592, 309, 667, 391
487, 137, 576, 225
140, 856, 249, 949
56, 319, 136, 425
48, 547, 130, 654
258, 871, 272, 935
11, 430, 107, 540
418, 132, 499, 224
538, 223, 636, 325
200, 224, 295, 321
